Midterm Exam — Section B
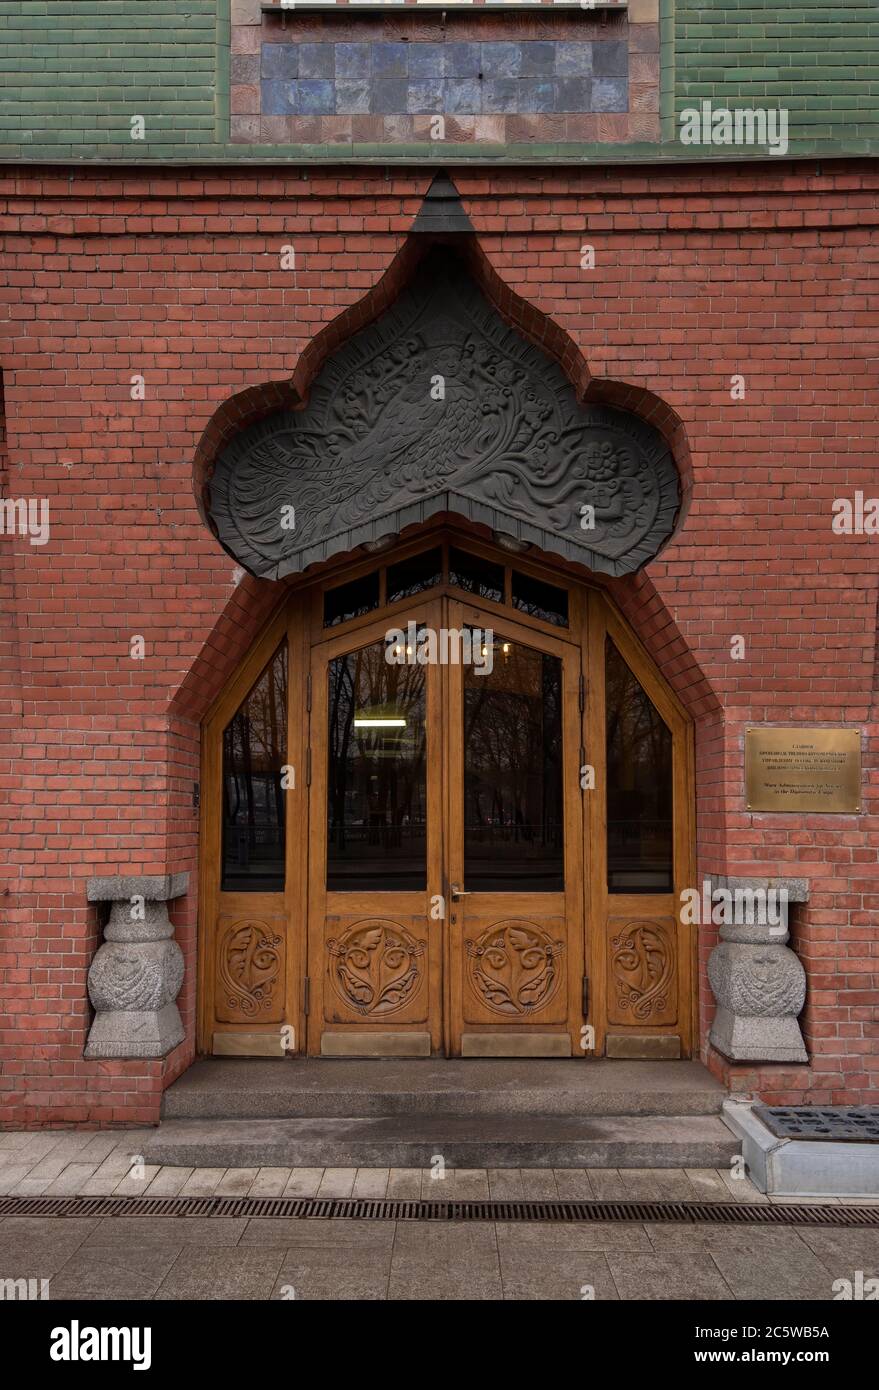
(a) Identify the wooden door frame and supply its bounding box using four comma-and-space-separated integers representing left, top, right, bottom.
197, 526, 696, 1059
444, 598, 585, 1057
197, 596, 309, 1057
585, 590, 697, 1058
305, 598, 445, 1056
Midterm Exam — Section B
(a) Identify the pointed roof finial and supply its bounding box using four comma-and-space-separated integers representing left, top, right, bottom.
410, 172, 474, 235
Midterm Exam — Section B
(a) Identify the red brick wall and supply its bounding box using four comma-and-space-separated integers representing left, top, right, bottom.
0, 161, 877, 1125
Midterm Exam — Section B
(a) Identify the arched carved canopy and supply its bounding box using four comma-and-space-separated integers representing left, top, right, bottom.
206, 250, 681, 580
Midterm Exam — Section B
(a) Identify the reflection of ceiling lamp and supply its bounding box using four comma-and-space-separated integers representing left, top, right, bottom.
481, 641, 512, 657
354, 716, 407, 729
492, 530, 530, 555
361, 533, 399, 554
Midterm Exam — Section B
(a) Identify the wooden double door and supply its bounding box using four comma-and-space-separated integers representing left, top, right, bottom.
199, 531, 695, 1061
309, 597, 584, 1057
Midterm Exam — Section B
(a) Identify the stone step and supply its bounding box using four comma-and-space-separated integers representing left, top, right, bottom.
162, 1058, 727, 1121
145, 1113, 740, 1171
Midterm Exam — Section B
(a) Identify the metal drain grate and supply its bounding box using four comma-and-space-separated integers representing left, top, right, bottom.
755, 1105, 879, 1143
1, 1194, 877, 1226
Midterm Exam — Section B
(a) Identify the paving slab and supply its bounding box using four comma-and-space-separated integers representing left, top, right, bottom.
216, 1167, 260, 1196
143, 1166, 194, 1197
352, 1167, 390, 1198
80, 1148, 142, 1197
13, 1134, 94, 1181
250, 1167, 293, 1197
44, 1164, 102, 1196
607, 1252, 733, 1301
387, 1167, 422, 1198
496, 1220, 652, 1252
316, 1167, 357, 1198
107, 1166, 162, 1198
179, 1167, 227, 1197
154, 1248, 285, 1300
0, 1166, 43, 1195
272, 1245, 394, 1301
83, 1217, 249, 1249
238, 1217, 395, 1250
795, 1226, 879, 1275
453, 1169, 491, 1199
48, 1244, 180, 1301
499, 1248, 619, 1300
282, 1167, 324, 1197
711, 1243, 836, 1301
553, 1169, 596, 1199
0, 1217, 99, 1275
392, 1221, 499, 1261
388, 1264, 504, 1300
643, 1222, 815, 1253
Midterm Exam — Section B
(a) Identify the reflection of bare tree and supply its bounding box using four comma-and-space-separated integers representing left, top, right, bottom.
222, 644, 288, 883
605, 638, 671, 804
464, 640, 562, 862
605, 637, 672, 885
328, 638, 426, 866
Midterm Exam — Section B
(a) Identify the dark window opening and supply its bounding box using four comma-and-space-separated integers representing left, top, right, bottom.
221, 642, 288, 892
511, 570, 569, 627
386, 547, 443, 604
323, 571, 380, 628
605, 637, 673, 893
448, 547, 504, 604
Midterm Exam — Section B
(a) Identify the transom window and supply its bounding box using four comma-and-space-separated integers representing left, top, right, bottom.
322, 543, 570, 630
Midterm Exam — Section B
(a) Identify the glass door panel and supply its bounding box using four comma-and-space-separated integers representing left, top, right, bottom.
307, 602, 443, 1056
463, 636, 564, 893
327, 639, 427, 891
446, 601, 583, 1057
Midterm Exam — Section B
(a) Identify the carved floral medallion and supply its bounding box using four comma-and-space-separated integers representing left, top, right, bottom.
610, 919, 676, 1024
465, 919, 565, 1016
326, 919, 426, 1017
218, 918, 284, 1020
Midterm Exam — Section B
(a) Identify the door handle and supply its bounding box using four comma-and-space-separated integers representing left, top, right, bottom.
450, 883, 470, 900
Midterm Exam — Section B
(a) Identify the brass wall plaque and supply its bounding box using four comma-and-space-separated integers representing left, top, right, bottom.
745, 727, 861, 813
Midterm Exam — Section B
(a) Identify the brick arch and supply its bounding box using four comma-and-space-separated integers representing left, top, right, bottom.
168, 572, 286, 725
603, 566, 721, 723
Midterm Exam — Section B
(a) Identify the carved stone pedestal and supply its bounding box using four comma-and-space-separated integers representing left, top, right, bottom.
85, 873, 188, 1059
707, 876, 809, 1064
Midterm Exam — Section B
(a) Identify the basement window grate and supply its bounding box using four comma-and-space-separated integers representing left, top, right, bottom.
754, 1105, 879, 1143
0, 1195, 877, 1227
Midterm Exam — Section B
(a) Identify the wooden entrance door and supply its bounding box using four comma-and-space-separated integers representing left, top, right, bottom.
306, 595, 584, 1057
306, 601, 444, 1055
445, 602, 584, 1056
199, 529, 695, 1060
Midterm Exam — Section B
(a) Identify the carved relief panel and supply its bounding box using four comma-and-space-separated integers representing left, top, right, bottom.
215, 913, 286, 1024
607, 916, 677, 1027
207, 250, 680, 582
462, 915, 568, 1026
324, 915, 429, 1025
